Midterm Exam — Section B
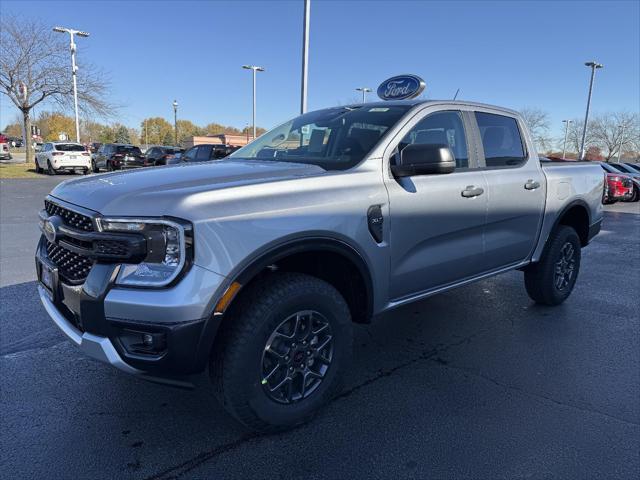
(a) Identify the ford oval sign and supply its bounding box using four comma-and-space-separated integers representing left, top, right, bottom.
377, 75, 426, 101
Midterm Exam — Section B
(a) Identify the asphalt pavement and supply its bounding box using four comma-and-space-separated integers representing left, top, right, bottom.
1, 175, 638, 479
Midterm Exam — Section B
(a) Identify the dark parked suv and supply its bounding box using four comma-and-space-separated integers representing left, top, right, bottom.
180, 144, 239, 163
145, 146, 185, 166
92, 144, 147, 172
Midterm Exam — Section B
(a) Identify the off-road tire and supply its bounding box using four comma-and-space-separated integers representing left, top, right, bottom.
210, 272, 352, 432
524, 225, 581, 305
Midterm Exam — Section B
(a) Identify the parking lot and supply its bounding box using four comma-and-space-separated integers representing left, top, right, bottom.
1, 176, 638, 479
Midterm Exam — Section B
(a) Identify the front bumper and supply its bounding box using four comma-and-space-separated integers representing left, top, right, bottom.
38, 285, 141, 375
36, 240, 227, 379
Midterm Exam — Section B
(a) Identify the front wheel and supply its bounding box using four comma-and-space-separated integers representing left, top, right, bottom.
524, 225, 581, 305
211, 273, 352, 432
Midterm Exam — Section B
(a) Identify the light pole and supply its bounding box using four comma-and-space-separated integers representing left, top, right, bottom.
53, 26, 89, 143
616, 124, 626, 163
172, 100, 178, 145
242, 65, 264, 141
579, 61, 603, 160
300, 0, 310, 114
561, 119, 572, 159
356, 87, 372, 103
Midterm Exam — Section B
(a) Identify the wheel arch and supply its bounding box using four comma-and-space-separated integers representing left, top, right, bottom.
550, 199, 591, 248
222, 236, 375, 324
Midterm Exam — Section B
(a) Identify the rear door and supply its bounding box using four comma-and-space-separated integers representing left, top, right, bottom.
385, 108, 488, 300
473, 110, 545, 269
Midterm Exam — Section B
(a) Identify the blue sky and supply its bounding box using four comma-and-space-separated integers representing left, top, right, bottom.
1, 0, 639, 140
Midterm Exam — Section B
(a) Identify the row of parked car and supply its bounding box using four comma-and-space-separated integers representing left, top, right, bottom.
33, 141, 240, 175
599, 162, 640, 204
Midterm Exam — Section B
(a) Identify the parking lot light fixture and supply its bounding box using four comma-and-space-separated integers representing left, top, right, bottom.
356, 87, 372, 103
242, 65, 265, 141
616, 124, 626, 163
172, 100, 178, 145
53, 26, 90, 142
562, 120, 572, 159
579, 61, 603, 160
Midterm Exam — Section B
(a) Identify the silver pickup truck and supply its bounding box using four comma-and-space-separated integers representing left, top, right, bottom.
36, 100, 604, 432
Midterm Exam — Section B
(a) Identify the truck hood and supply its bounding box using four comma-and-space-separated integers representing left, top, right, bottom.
50, 159, 325, 215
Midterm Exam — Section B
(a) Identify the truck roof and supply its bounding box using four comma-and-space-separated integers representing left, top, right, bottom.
343, 99, 520, 117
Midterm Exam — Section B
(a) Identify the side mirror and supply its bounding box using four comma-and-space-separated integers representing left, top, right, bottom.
391, 143, 456, 177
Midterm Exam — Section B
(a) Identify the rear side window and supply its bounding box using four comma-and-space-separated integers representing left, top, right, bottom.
475, 112, 526, 168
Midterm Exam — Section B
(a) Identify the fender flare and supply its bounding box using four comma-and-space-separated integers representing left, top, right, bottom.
228, 234, 375, 321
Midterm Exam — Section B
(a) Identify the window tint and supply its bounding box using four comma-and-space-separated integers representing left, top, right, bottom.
54, 143, 85, 152
196, 145, 213, 161
475, 112, 526, 167
398, 111, 469, 168
230, 105, 411, 170
115, 145, 142, 155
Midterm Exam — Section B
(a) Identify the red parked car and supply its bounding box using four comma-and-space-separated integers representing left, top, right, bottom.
603, 172, 634, 204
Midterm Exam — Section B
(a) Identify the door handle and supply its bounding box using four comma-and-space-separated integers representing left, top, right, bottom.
524, 179, 541, 190
461, 185, 485, 198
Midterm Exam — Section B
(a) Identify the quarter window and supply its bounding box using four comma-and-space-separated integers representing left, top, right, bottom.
397, 111, 469, 169
475, 112, 526, 167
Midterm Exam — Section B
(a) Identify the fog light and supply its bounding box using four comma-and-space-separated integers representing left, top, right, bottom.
142, 333, 154, 346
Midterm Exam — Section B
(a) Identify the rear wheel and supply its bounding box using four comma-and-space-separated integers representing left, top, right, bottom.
211, 273, 352, 432
46, 160, 57, 176
524, 225, 581, 305
107, 161, 114, 172
92, 160, 99, 173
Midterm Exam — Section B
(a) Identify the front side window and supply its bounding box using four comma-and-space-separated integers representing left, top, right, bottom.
230, 105, 412, 171
475, 112, 526, 167
397, 111, 469, 168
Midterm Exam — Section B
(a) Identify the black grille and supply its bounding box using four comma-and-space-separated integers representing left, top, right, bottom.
46, 241, 94, 283
45, 200, 94, 231
95, 240, 130, 256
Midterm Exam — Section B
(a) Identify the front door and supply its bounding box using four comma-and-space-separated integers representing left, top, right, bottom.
385, 109, 488, 301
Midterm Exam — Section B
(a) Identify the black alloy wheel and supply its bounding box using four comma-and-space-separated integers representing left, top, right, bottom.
261, 310, 334, 404
554, 242, 576, 291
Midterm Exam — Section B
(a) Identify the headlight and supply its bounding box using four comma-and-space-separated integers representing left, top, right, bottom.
96, 217, 192, 287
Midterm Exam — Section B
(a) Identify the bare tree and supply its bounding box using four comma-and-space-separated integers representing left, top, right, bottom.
590, 112, 640, 161
566, 118, 595, 157
0, 15, 114, 162
519, 107, 553, 153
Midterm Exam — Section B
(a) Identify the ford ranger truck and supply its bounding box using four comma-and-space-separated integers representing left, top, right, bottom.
36, 100, 604, 432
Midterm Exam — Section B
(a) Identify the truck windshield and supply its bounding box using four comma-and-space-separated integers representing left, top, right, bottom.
229, 105, 411, 170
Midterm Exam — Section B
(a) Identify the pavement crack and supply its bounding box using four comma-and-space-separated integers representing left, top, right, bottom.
143, 328, 491, 479
143, 433, 262, 480
334, 327, 491, 401
433, 362, 640, 428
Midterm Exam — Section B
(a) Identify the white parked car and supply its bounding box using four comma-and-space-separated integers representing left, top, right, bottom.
35, 142, 92, 175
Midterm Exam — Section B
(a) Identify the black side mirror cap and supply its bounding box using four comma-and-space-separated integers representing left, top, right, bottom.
391, 143, 456, 177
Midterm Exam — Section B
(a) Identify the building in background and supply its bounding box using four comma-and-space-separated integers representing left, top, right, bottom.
183, 134, 251, 149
